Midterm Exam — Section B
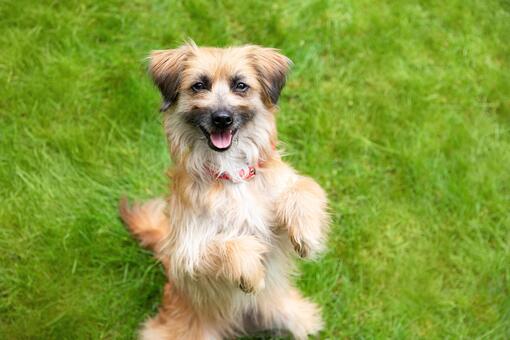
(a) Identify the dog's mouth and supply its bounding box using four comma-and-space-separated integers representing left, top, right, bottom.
199, 126, 237, 152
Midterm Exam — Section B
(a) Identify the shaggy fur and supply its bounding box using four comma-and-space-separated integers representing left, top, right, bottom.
120, 43, 330, 340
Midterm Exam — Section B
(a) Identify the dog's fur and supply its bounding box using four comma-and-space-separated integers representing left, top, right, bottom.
119, 43, 330, 340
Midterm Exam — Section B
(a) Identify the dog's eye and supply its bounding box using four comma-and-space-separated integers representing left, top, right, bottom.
234, 82, 249, 92
191, 82, 206, 92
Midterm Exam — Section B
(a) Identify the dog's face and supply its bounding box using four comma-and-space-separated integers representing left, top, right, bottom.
149, 44, 291, 155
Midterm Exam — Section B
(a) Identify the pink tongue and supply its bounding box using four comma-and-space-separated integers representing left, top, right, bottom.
210, 130, 233, 149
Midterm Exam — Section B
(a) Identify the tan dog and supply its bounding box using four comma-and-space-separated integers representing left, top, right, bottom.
120, 42, 329, 340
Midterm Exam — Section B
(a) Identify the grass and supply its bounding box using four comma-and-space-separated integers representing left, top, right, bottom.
1, 0, 509, 338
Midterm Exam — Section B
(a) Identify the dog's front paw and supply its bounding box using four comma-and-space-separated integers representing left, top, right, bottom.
276, 176, 330, 260
239, 273, 265, 294
221, 236, 268, 294
287, 224, 325, 259
237, 250, 266, 294
289, 232, 310, 259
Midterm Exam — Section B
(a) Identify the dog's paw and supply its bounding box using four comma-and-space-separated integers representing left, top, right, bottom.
239, 274, 265, 294
237, 251, 266, 294
288, 224, 324, 259
276, 176, 330, 260
290, 233, 310, 259
221, 236, 268, 294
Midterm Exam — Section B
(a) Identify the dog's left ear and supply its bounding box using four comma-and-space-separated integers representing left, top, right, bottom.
149, 46, 190, 111
249, 46, 292, 106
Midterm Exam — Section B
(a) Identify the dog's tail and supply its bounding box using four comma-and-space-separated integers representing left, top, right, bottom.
119, 197, 169, 255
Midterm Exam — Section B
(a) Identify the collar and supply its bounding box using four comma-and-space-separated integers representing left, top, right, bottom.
207, 163, 260, 182
206, 144, 275, 183
214, 165, 257, 181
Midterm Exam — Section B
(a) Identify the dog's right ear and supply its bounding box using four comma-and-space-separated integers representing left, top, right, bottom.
149, 47, 189, 111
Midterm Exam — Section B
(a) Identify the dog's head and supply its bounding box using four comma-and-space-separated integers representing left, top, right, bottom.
149, 43, 291, 164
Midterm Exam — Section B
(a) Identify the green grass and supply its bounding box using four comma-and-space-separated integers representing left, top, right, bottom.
1, 0, 509, 338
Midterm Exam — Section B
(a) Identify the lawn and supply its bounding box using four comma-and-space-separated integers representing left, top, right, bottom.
1, 0, 509, 338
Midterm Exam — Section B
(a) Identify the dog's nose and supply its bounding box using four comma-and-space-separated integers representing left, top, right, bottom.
212, 111, 233, 129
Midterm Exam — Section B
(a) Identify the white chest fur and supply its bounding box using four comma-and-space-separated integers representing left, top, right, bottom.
169, 179, 273, 277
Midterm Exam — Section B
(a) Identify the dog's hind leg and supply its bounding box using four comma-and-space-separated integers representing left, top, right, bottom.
256, 287, 323, 340
119, 197, 169, 257
140, 283, 223, 340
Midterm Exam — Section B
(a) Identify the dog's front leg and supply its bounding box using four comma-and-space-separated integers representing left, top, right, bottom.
199, 235, 268, 293
275, 176, 329, 258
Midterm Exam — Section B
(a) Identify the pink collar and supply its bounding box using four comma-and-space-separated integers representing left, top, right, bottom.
207, 163, 260, 182
214, 165, 257, 181
207, 144, 274, 182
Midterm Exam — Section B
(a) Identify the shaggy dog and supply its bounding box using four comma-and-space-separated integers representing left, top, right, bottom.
120, 42, 330, 339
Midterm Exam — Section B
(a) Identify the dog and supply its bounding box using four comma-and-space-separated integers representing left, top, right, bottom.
119, 42, 330, 340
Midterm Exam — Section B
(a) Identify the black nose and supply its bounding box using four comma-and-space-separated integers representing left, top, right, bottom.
212, 111, 233, 129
